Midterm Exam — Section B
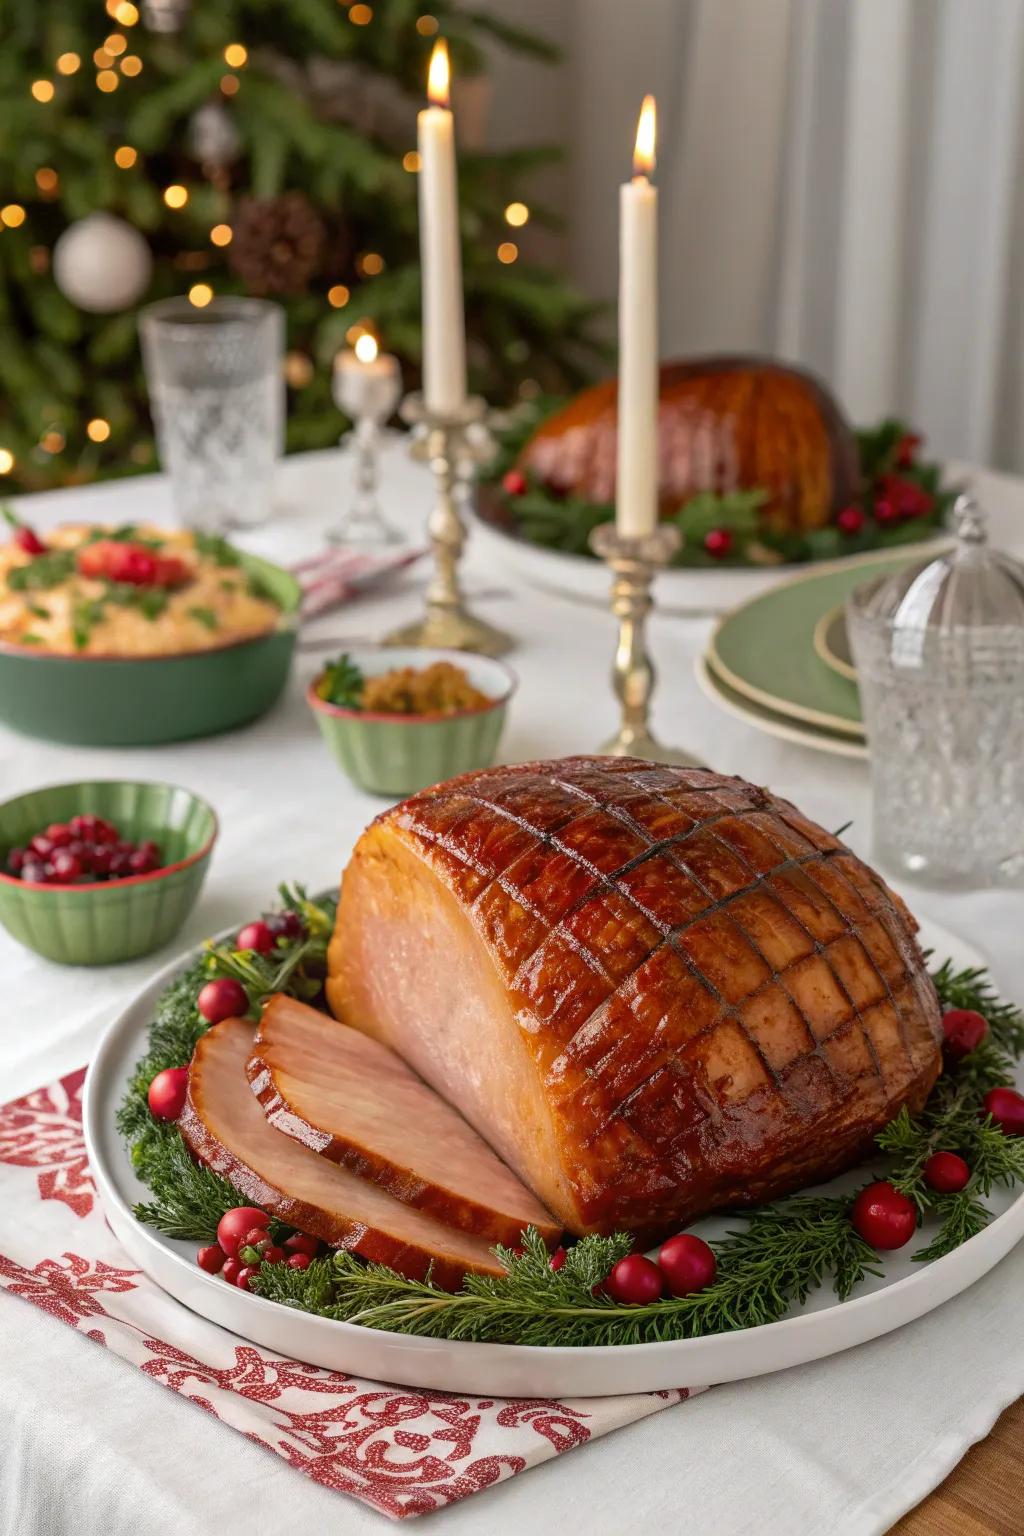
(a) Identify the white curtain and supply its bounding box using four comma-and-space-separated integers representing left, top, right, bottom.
557, 0, 1024, 470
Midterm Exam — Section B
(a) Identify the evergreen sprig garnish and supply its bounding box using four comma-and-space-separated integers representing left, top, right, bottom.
316, 653, 366, 709
121, 918, 1024, 1347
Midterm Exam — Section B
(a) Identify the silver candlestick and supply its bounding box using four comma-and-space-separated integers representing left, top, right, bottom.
330, 345, 404, 547
382, 392, 513, 656
590, 521, 702, 764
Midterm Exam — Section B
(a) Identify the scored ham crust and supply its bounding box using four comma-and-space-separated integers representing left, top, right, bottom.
179, 1017, 505, 1287
327, 757, 943, 1244
246, 993, 560, 1248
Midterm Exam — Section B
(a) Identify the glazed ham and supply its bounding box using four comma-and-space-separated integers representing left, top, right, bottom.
327, 758, 943, 1244
179, 1017, 505, 1286
247, 993, 560, 1248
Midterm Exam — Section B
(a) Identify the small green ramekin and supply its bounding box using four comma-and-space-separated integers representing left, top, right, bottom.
308, 647, 516, 797
0, 780, 217, 965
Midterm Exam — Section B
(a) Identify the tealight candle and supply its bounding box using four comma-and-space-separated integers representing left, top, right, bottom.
615, 94, 659, 540
417, 40, 467, 416
333, 332, 402, 423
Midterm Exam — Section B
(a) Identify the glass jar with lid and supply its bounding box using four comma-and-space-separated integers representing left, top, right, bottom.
847, 495, 1024, 887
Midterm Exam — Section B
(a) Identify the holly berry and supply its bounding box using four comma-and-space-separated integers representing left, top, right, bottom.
874, 496, 899, 523
197, 1245, 225, 1275
657, 1233, 717, 1297
895, 432, 922, 469
50, 850, 83, 883
236, 920, 274, 954
147, 1066, 188, 1122
287, 1252, 313, 1271
942, 1008, 988, 1060
216, 1206, 270, 1259
836, 505, 865, 536
283, 1232, 320, 1257
604, 1254, 664, 1305
850, 1181, 917, 1250
197, 977, 248, 1024
13, 523, 47, 556
221, 1256, 242, 1286
923, 1152, 970, 1193
235, 1265, 259, 1292
549, 1246, 567, 1272
703, 528, 733, 559
502, 468, 528, 497
982, 1086, 1024, 1136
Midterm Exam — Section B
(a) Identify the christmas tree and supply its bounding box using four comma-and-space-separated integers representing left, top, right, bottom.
0, 0, 605, 493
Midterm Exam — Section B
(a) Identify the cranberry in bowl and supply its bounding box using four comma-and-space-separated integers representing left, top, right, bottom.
0, 780, 217, 965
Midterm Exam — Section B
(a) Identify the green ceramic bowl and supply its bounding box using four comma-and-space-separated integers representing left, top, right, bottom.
0, 551, 300, 747
308, 647, 516, 797
0, 780, 217, 966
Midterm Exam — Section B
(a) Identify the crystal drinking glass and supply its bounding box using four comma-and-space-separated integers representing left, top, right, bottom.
140, 296, 284, 531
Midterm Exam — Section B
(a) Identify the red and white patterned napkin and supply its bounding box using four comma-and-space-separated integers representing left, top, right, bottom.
0, 1068, 701, 1520
290, 546, 424, 620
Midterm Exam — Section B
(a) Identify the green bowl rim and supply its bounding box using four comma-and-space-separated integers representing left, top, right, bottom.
0, 778, 219, 894
307, 650, 518, 725
0, 550, 301, 663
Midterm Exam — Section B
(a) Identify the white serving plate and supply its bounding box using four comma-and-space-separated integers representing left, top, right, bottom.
84, 914, 1024, 1398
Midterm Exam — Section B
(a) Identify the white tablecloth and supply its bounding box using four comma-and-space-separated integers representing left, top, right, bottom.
2, 445, 1023, 1536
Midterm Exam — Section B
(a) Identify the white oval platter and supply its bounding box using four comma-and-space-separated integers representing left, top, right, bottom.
84, 914, 1024, 1398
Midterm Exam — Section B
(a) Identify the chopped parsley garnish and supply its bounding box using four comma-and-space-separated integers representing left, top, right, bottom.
27, 601, 50, 619
7, 551, 75, 591
19, 632, 43, 645
188, 605, 219, 631
71, 597, 106, 650
316, 652, 365, 708
194, 532, 241, 567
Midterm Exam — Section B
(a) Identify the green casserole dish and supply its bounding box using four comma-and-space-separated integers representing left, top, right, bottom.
0, 550, 300, 747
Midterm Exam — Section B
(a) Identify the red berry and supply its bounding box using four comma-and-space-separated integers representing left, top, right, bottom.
197, 977, 248, 1024
221, 1257, 242, 1285
942, 1008, 989, 1060
14, 525, 47, 556
923, 1152, 970, 1193
50, 851, 83, 883
6, 846, 25, 873
93, 818, 119, 845
502, 468, 528, 497
147, 1066, 188, 1122
982, 1086, 1024, 1136
549, 1246, 567, 1272
235, 1265, 259, 1292
836, 505, 865, 536
895, 432, 922, 469
45, 822, 73, 847
703, 528, 733, 558
283, 1233, 320, 1257
128, 847, 158, 875
874, 497, 899, 524
216, 1206, 270, 1258
851, 1181, 917, 1250
69, 814, 98, 840
287, 1252, 312, 1271
90, 846, 114, 876
267, 910, 304, 941
30, 835, 55, 859
240, 1226, 270, 1251
604, 1253, 664, 1305
657, 1233, 717, 1297
20, 859, 47, 884
262, 1245, 285, 1265
197, 1244, 225, 1274
236, 920, 274, 954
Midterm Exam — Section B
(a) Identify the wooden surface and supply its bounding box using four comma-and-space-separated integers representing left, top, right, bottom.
893, 1396, 1024, 1534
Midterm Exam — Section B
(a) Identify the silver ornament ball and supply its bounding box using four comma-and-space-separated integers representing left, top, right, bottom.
53, 213, 153, 314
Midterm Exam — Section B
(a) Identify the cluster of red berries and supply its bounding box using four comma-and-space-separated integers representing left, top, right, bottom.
76, 538, 189, 588
589, 1233, 718, 1307
195, 1207, 322, 1291
849, 1007, 1024, 1251
836, 435, 933, 538
6, 815, 162, 885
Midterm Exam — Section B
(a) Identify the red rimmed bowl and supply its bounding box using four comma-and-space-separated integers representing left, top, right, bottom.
307, 647, 517, 797
0, 780, 218, 965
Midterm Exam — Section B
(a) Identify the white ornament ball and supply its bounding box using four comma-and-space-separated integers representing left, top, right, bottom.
53, 212, 153, 314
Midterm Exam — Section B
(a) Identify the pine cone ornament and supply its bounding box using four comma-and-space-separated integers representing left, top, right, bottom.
228, 193, 326, 296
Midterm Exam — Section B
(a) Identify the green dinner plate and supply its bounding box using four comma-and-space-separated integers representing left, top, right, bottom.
697, 653, 868, 759
707, 544, 947, 737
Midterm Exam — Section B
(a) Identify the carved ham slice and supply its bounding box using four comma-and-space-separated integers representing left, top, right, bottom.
327, 757, 943, 1244
179, 1016, 505, 1287
247, 994, 560, 1248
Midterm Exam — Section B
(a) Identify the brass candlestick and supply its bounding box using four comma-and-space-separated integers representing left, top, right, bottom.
382, 392, 513, 656
590, 521, 702, 765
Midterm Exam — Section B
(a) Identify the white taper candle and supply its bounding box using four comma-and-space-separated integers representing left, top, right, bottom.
417, 40, 467, 416
616, 94, 659, 539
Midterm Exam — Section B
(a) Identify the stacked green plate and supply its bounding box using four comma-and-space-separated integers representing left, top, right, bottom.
700, 543, 950, 757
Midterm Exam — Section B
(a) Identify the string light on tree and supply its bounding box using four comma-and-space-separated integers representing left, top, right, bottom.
114, 0, 139, 20
0, 450, 14, 475
87, 418, 111, 443
56, 53, 81, 75
163, 184, 188, 209
121, 55, 143, 75
40, 430, 65, 455
220, 74, 239, 96
104, 32, 128, 55
416, 14, 438, 34
97, 70, 119, 92
349, 4, 373, 23
31, 80, 55, 102
504, 201, 529, 227
1, 205, 26, 228
188, 283, 213, 307
327, 284, 350, 307
358, 251, 385, 276
210, 224, 232, 247
402, 150, 421, 173
224, 43, 247, 67
94, 48, 113, 68
284, 351, 314, 388
497, 241, 518, 264
114, 145, 138, 168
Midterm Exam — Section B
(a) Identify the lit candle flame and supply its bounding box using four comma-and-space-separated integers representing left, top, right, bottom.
355, 332, 379, 364
427, 39, 450, 107
633, 94, 656, 178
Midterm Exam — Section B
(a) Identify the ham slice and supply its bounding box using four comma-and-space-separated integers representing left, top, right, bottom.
247, 993, 560, 1248
179, 1017, 505, 1287
327, 757, 943, 1243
